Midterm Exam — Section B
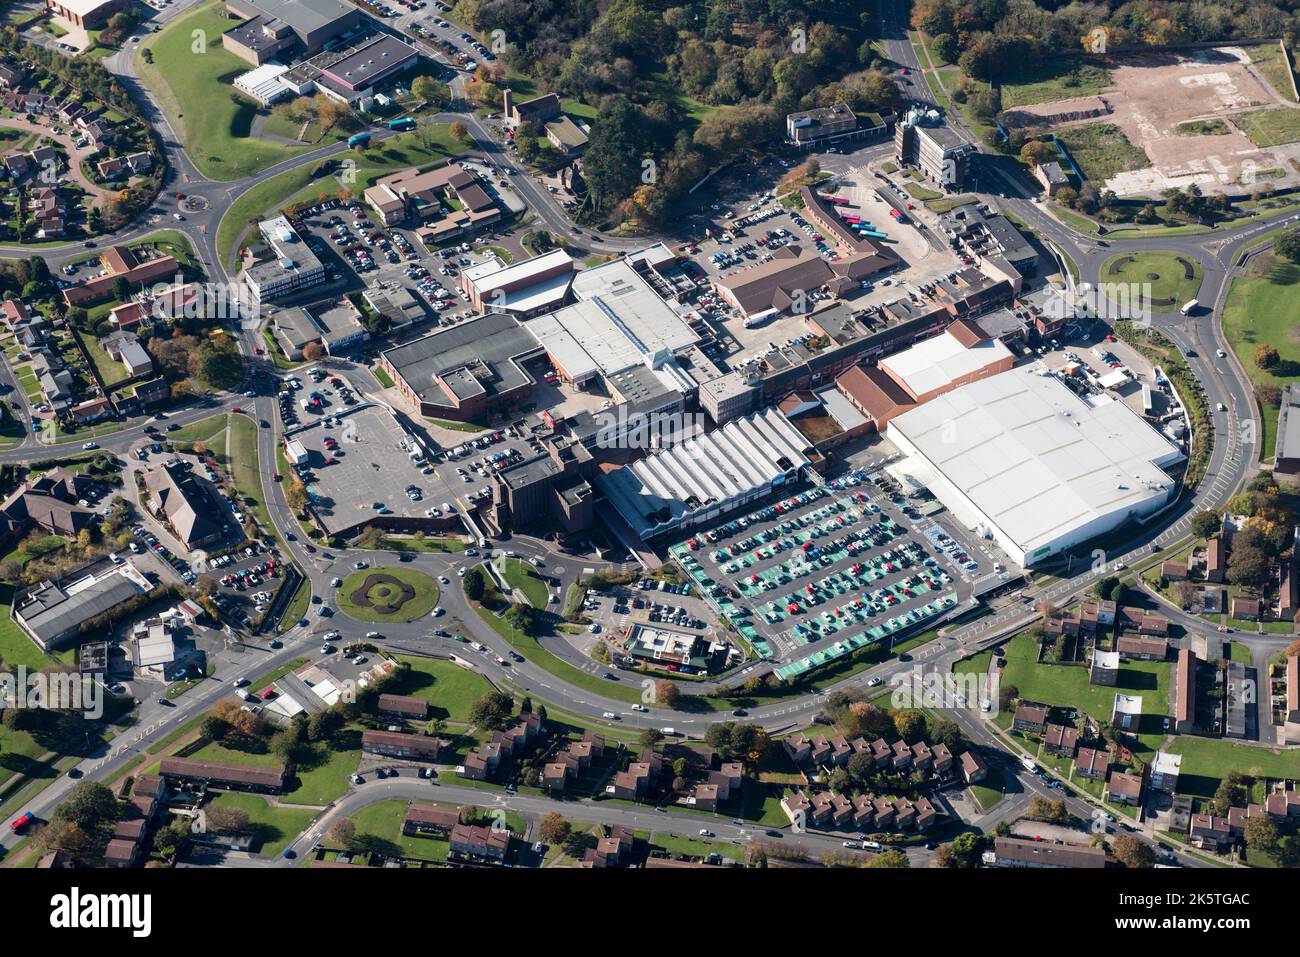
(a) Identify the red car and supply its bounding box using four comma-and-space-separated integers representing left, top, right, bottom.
232, 406, 243, 414
10, 812, 34, 833
273, 472, 282, 482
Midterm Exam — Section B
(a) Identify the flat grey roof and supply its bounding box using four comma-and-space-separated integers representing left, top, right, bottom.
16, 569, 147, 643
229, 0, 355, 36
381, 313, 541, 410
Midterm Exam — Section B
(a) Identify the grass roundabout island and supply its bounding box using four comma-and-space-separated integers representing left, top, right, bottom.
337, 567, 440, 623
1100, 251, 1202, 309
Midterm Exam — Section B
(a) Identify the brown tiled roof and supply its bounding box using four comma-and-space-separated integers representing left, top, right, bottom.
835, 364, 917, 422
378, 693, 429, 717
159, 756, 285, 790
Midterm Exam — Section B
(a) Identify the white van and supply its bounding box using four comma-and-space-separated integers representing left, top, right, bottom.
660, 727, 677, 736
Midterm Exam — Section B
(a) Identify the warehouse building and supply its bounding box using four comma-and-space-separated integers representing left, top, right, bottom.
597, 407, 812, 541
886, 366, 1184, 567
15, 560, 154, 651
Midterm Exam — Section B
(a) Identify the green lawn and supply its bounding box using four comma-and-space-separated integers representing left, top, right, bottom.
346, 799, 449, 860
390, 654, 492, 723
188, 739, 282, 767
284, 728, 362, 804
1235, 107, 1300, 148
338, 566, 439, 623
371, 366, 395, 388
135, 2, 336, 180
1054, 123, 1150, 185
227, 414, 274, 533
0, 582, 51, 671
206, 793, 316, 856
1000, 59, 1111, 110
969, 763, 1007, 811
1101, 251, 1203, 308
499, 557, 548, 608
651, 832, 742, 861
1000, 631, 1171, 760
1221, 253, 1300, 459
1167, 737, 1300, 798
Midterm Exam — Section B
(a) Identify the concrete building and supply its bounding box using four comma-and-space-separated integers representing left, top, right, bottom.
894, 109, 973, 190
243, 216, 326, 303
786, 103, 857, 145
462, 248, 575, 317
271, 300, 369, 359
380, 313, 542, 422
45, 0, 129, 30
222, 0, 363, 65
1274, 383, 1300, 487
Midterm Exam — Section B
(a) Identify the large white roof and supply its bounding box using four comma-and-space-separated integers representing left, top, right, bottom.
598, 407, 811, 538
880, 327, 1013, 398
887, 366, 1183, 559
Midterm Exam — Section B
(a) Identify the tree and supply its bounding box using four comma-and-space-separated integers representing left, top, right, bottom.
1112, 834, 1155, 868
893, 709, 927, 744
655, 679, 680, 708
1171, 579, 1197, 610
469, 691, 514, 730
932, 32, 957, 65
1275, 229, 1300, 263
458, 804, 479, 825
539, 812, 570, 845
53, 780, 118, 832
1190, 511, 1221, 538
1228, 543, 1269, 590
1255, 343, 1279, 370
450, 120, 470, 143
1245, 813, 1280, 855
412, 75, 450, 110
303, 341, 324, 362
327, 816, 356, 846
638, 728, 663, 752
1093, 576, 1119, 598
462, 566, 487, 601
206, 805, 251, 834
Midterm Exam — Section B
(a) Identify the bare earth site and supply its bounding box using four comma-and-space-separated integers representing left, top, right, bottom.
1005, 47, 1300, 196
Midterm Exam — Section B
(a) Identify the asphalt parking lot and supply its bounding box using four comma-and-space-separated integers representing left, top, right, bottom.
670, 470, 972, 676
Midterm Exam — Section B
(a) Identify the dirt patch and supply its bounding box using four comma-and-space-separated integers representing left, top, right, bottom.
348, 573, 416, 615
1012, 47, 1300, 196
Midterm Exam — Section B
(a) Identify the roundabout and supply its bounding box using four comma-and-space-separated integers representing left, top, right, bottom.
1100, 251, 1202, 309
337, 567, 441, 623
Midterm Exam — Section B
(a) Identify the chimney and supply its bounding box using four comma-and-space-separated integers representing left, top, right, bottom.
502, 88, 513, 121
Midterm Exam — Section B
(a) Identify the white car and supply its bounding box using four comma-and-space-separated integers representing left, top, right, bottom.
602, 711, 617, 719
631, 703, 648, 712
233, 677, 249, 687
82, 442, 98, 450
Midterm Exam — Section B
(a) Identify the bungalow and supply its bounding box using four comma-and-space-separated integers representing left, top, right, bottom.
1116, 635, 1168, 660
992, 836, 1106, 869
1205, 537, 1226, 583
1231, 596, 1261, 621
1161, 560, 1187, 581
403, 806, 460, 832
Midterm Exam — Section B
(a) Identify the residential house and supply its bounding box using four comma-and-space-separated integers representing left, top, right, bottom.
1107, 770, 1143, 806
360, 730, 445, 761
1012, 703, 1049, 733
448, 823, 510, 862
1043, 722, 1078, 758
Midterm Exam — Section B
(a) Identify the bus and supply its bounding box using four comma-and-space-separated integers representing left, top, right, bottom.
347, 132, 372, 148
1180, 299, 1199, 316
388, 117, 416, 131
